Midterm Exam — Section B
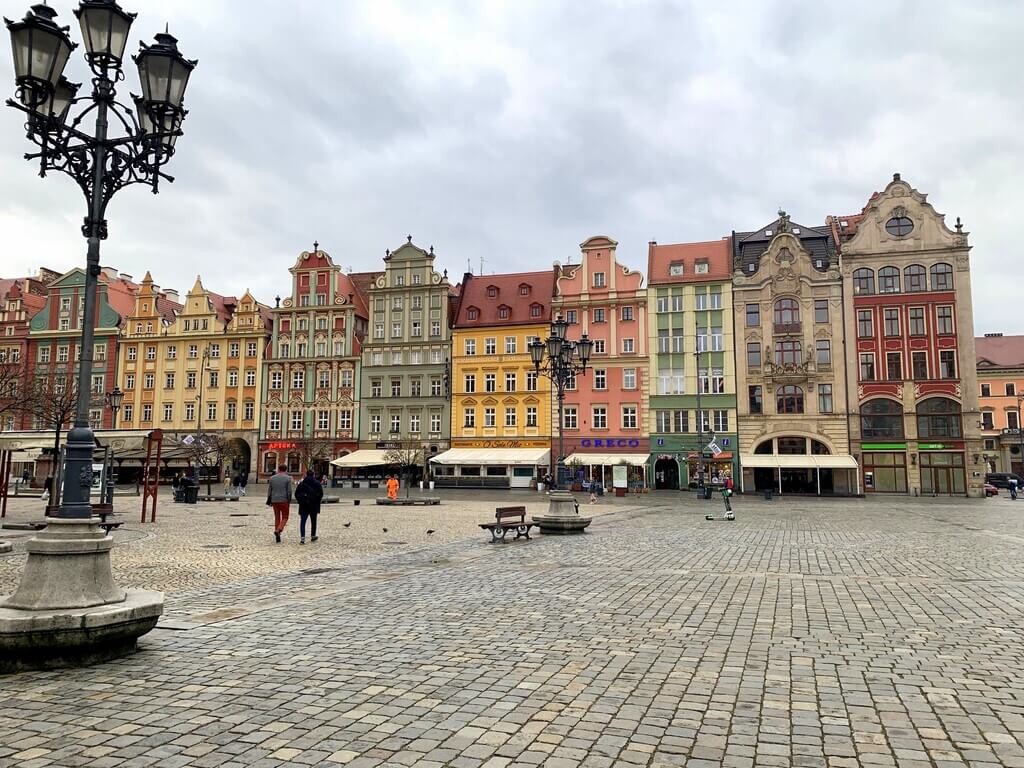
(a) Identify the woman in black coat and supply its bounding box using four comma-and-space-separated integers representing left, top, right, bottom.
294, 469, 324, 544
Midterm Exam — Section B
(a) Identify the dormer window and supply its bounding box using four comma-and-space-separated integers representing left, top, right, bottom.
467, 307, 480, 321
487, 286, 498, 298
498, 305, 511, 319
530, 303, 542, 318
519, 283, 530, 296
695, 261, 709, 274
669, 263, 683, 276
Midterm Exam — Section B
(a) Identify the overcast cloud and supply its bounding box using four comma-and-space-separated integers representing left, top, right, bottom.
1, 1, 1021, 332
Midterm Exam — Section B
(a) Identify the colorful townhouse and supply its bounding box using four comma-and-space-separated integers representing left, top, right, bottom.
733, 213, 856, 495
116, 273, 269, 478
552, 236, 649, 488
435, 270, 555, 487
976, 334, 1024, 475
258, 245, 369, 480
835, 174, 982, 496
646, 238, 737, 490
337, 238, 453, 480
0, 269, 56, 431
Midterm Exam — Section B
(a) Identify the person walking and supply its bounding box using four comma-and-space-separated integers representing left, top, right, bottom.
232, 473, 241, 498
239, 472, 248, 497
295, 469, 324, 544
267, 464, 293, 543
1011, 477, 1019, 501
386, 474, 399, 501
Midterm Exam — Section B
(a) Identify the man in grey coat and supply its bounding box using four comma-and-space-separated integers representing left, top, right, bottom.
267, 464, 294, 543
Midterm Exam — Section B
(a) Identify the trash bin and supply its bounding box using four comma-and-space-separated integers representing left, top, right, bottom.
184, 486, 199, 504
537, 482, 545, 493
594, 484, 604, 497
704, 486, 713, 500
763, 489, 773, 501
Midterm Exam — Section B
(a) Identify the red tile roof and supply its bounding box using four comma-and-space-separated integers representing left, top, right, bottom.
454, 270, 555, 328
647, 238, 732, 284
976, 335, 1024, 368
827, 213, 866, 244
99, 273, 141, 319
343, 271, 378, 319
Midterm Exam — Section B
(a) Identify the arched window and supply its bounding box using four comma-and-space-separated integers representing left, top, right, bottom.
778, 437, 807, 454
930, 263, 954, 291
861, 399, 904, 439
774, 340, 802, 365
774, 298, 800, 325
878, 266, 900, 294
917, 397, 961, 439
754, 440, 774, 454
811, 439, 831, 455
776, 385, 804, 414
904, 264, 926, 292
853, 268, 875, 295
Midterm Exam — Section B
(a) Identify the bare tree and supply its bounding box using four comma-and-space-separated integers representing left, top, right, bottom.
181, 433, 241, 496
0, 359, 25, 429
298, 435, 335, 477
24, 368, 86, 464
384, 440, 425, 498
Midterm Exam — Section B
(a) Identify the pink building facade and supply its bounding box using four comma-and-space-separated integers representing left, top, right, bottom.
552, 236, 650, 488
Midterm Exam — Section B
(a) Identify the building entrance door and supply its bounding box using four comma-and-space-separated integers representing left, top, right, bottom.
654, 458, 679, 490
920, 452, 965, 495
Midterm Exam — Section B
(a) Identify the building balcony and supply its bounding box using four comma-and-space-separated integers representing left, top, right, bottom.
763, 360, 812, 382
773, 321, 802, 335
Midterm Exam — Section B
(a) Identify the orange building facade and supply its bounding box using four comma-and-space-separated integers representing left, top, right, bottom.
976, 334, 1024, 475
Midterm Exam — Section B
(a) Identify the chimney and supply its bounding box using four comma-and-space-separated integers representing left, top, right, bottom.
164, 289, 180, 302
119, 273, 133, 282
101, 266, 118, 279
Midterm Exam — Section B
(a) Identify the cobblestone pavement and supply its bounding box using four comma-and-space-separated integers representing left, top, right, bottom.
4, 493, 1024, 767
0, 488, 626, 596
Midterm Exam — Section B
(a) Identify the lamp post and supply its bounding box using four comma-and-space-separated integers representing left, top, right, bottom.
1017, 394, 1023, 478
529, 316, 594, 534
0, 1, 196, 672
104, 386, 123, 428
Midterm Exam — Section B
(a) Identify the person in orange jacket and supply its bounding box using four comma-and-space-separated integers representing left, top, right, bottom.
386, 474, 399, 500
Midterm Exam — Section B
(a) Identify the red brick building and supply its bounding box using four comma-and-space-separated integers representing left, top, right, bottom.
0, 269, 57, 430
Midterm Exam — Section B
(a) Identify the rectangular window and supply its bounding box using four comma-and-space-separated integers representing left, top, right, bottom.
409, 413, 421, 433
485, 373, 496, 392
244, 401, 254, 420
228, 370, 239, 387
814, 299, 828, 323
390, 413, 401, 433
165, 372, 175, 389
410, 378, 422, 397
747, 342, 761, 368
392, 322, 402, 338
316, 410, 329, 430
370, 378, 382, 398
526, 371, 538, 391
713, 410, 728, 432
564, 407, 578, 429
269, 371, 281, 390
207, 402, 218, 421
318, 370, 330, 389
594, 369, 606, 390
268, 409, 279, 431
981, 383, 991, 397
816, 340, 831, 365
430, 412, 441, 433
123, 404, 133, 423
857, 310, 873, 338
887, 352, 902, 381
745, 303, 760, 327
505, 372, 516, 392
655, 410, 671, 432
656, 295, 669, 313
167, 345, 177, 360
884, 308, 900, 337
390, 378, 401, 397
695, 293, 707, 311
125, 373, 135, 390
57, 345, 69, 363
374, 324, 384, 340
226, 402, 237, 421
593, 308, 606, 323
247, 341, 257, 357
430, 377, 442, 397
673, 410, 688, 433
565, 309, 577, 324
670, 294, 683, 312
710, 292, 721, 309
592, 407, 607, 429
291, 370, 303, 389
209, 344, 220, 358
430, 320, 441, 336
209, 370, 219, 388
464, 339, 476, 355
484, 337, 496, 355
908, 308, 925, 336
484, 407, 496, 427
142, 404, 152, 423
621, 306, 634, 321
526, 406, 537, 427
290, 410, 302, 431
228, 342, 239, 358
860, 353, 875, 381
339, 410, 352, 430
163, 403, 173, 421
912, 351, 928, 380
464, 374, 475, 393
623, 368, 636, 389
593, 339, 606, 354
936, 306, 954, 335
622, 338, 634, 353
593, 272, 606, 288
91, 374, 105, 394
504, 407, 516, 427
1009, 412, 1020, 431
622, 406, 638, 429
188, 345, 198, 359
818, 384, 833, 413
341, 369, 353, 388
124, 347, 134, 362
749, 385, 763, 414
143, 373, 154, 389
505, 337, 517, 354
370, 413, 381, 433
1007, 383, 1017, 397
940, 350, 956, 379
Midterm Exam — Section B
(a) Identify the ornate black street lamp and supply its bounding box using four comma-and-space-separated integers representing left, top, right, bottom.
0, 1, 195, 672
104, 385, 123, 428
5, 2, 195, 521
529, 316, 592, 490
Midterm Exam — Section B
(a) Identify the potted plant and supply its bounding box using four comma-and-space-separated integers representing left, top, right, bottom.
566, 457, 584, 491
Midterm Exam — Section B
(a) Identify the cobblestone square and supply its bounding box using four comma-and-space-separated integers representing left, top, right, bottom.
3, 491, 1024, 767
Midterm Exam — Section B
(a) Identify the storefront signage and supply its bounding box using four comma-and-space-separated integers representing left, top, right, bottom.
918, 442, 964, 451
580, 438, 641, 448
656, 438, 665, 446
375, 442, 402, 450
861, 443, 907, 450
453, 439, 548, 448
266, 441, 297, 450
657, 454, 676, 461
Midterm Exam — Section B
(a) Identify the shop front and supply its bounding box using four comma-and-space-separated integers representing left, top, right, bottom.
563, 437, 650, 491
648, 434, 739, 490
430, 439, 550, 489
860, 442, 908, 493
917, 441, 966, 495
259, 439, 358, 481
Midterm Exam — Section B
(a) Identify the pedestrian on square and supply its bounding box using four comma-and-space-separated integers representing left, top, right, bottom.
267, 464, 293, 543
239, 472, 248, 496
295, 469, 323, 545
386, 474, 399, 501
232, 473, 241, 498
1011, 477, 1018, 501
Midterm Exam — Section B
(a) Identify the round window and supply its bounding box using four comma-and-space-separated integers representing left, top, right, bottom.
885, 216, 914, 237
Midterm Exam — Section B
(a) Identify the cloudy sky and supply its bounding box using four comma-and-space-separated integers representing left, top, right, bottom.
2, 1, 1021, 332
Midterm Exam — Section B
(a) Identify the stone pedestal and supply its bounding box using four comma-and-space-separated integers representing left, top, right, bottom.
533, 489, 592, 535
0, 518, 163, 674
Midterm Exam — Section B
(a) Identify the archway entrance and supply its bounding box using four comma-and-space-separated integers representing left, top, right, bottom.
654, 458, 679, 490
226, 438, 251, 479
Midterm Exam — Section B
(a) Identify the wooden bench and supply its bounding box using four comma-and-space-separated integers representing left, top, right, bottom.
479, 506, 534, 543
96, 511, 123, 535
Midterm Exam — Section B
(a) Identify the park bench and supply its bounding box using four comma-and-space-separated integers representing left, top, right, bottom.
95, 510, 123, 535
479, 506, 534, 543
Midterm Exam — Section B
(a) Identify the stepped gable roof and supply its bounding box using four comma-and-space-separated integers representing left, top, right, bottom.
733, 214, 835, 274
454, 269, 555, 328
976, 335, 1024, 369
647, 238, 731, 285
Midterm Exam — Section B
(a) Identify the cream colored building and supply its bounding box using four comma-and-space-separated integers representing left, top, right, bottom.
733, 213, 857, 494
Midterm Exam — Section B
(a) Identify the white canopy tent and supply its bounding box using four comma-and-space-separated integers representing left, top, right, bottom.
330, 450, 395, 468
739, 453, 860, 494
429, 448, 550, 466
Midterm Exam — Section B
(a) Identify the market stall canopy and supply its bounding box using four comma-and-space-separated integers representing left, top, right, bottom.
564, 453, 649, 467
330, 450, 396, 468
740, 454, 858, 469
0, 429, 159, 454
429, 448, 550, 466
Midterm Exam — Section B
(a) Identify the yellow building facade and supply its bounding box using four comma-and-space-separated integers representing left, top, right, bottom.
116, 274, 270, 477
436, 271, 555, 488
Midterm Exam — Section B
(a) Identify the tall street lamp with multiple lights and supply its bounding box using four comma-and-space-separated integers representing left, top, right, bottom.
529, 316, 594, 534
0, 1, 196, 672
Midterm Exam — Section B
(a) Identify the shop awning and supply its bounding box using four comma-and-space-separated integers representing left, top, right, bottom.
331, 450, 396, 468
686, 451, 734, 460
0, 430, 158, 454
740, 454, 858, 469
564, 453, 649, 467
429, 448, 550, 466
